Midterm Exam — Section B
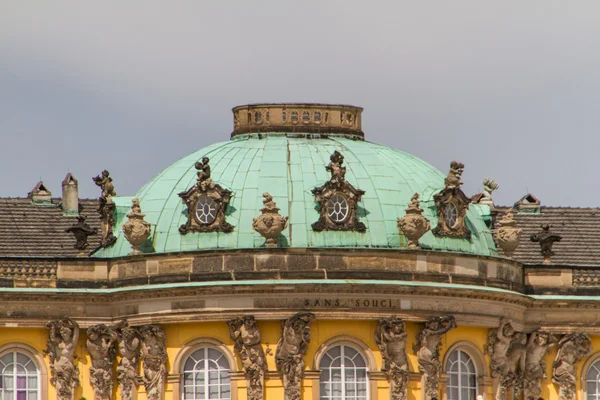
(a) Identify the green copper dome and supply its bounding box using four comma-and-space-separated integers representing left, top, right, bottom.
94, 130, 497, 258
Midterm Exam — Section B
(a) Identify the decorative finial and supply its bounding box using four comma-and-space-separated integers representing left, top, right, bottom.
122, 198, 152, 255
398, 193, 431, 249
530, 224, 561, 264
495, 209, 522, 258
93, 170, 116, 203
65, 215, 97, 252
252, 193, 288, 247
444, 161, 464, 189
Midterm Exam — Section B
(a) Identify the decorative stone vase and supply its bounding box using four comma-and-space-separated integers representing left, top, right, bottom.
496, 210, 522, 258
122, 198, 151, 255
253, 193, 288, 247
398, 193, 431, 249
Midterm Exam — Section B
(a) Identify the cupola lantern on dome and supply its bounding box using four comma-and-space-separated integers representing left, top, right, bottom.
231, 103, 364, 138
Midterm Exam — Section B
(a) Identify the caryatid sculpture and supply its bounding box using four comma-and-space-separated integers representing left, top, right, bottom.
413, 315, 457, 399
86, 324, 118, 400
524, 330, 556, 400
375, 317, 409, 400
115, 320, 142, 400
275, 312, 315, 400
227, 316, 268, 400
552, 332, 592, 400
487, 318, 527, 400
45, 317, 80, 400
140, 325, 168, 400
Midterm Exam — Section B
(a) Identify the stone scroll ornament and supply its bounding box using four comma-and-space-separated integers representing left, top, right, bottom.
45, 317, 80, 400
115, 320, 142, 400
178, 157, 234, 234
123, 198, 152, 255
432, 161, 472, 239
312, 150, 366, 232
227, 316, 268, 400
486, 318, 527, 400
253, 192, 288, 248
93, 170, 117, 249
140, 325, 168, 400
86, 324, 118, 400
375, 317, 409, 400
523, 330, 557, 400
398, 193, 431, 248
552, 332, 592, 400
275, 312, 315, 400
413, 316, 457, 400
496, 209, 522, 258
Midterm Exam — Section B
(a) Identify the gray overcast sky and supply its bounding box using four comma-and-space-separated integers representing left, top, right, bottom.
1, 1, 599, 206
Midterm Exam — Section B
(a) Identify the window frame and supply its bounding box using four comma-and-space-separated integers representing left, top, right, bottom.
441, 341, 488, 400
0, 344, 45, 400
445, 348, 477, 400
318, 343, 369, 400
182, 347, 231, 400
581, 350, 600, 400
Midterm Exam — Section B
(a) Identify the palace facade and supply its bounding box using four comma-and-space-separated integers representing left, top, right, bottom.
0, 103, 598, 400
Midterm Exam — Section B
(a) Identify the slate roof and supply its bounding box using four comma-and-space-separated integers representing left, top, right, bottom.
0, 198, 102, 257
497, 207, 600, 266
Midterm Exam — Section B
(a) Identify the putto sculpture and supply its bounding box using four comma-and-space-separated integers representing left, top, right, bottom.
496, 209, 522, 258
253, 192, 288, 247
45, 317, 80, 400
375, 317, 409, 400
398, 193, 431, 248
115, 320, 142, 400
140, 325, 168, 400
312, 150, 366, 232
275, 312, 315, 400
432, 161, 471, 239
445, 161, 464, 189
481, 178, 499, 204
86, 324, 118, 400
524, 330, 557, 400
65, 215, 97, 251
413, 315, 457, 399
227, 316, 268, 400
179, 157, 234, 234
93, 170, 117, 249
530, 224, 562, 264
552, 332, 592, 400
486, 318, 526, 400
123, 198, 152, 255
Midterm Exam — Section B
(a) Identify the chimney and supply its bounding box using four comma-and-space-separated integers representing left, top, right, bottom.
62, 173, 79, 215
28, 181, 52, 204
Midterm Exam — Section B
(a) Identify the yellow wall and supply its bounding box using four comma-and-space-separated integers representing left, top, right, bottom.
4, 322, 600, 400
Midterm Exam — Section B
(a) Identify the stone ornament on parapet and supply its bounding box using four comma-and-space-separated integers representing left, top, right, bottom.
398, 193, 431, 249
495, 209, 522, 258
92, 169, 117, 249
253, 192, 288, 248
432, 161, 472, 239
123, 198, 152, 255
530, 224, 562, 264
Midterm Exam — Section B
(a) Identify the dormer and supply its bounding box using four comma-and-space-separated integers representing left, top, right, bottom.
514, 193, 541, 214
28, 181, 52, 204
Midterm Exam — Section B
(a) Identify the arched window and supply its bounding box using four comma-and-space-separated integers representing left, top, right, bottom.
446, 349, 477, 400
182, 347, 231, 400
586, 359, 600, 399
319, 344, 368, 400
0, 351, 40, 400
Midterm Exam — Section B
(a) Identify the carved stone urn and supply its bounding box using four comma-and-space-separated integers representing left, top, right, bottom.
253, 192, 288, 247
122, 198, 151, 255
398, 193, 430, 248
496, 209, 522, 258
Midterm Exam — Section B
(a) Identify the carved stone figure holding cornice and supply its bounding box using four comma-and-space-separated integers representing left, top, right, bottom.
312, 151, 366, 232
552, 332, 592, 400
524, 330, 557, 400
123, 198, 152, 255
275, 312, 315, 400
65, 215, 97, 251
179, 158, 234, 234
398, 193, 431, 248
413, 315, 457, 399
486, 318, 526, 400
253, 192, 288, 247
496, 209, 522, 258
375, 317, 409, 400
432, 161, 471, 239
93, 170, 117, 249
531, 224, 562, 264
45, 317, 80, 400
115, 320, 141, 400
227, 316, 267, 400
86, 324, 118, 400
140, 325, 167, 400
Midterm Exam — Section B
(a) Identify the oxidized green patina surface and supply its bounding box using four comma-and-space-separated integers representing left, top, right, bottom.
95, 134, 497, 257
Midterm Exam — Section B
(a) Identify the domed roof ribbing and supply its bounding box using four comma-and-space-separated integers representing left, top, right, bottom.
94, 124, 497, 258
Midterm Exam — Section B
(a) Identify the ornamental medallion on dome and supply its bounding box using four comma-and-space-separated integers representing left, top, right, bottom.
178, 157, 234, 234
312, 150, 366, 232
432, 161, 471, 239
